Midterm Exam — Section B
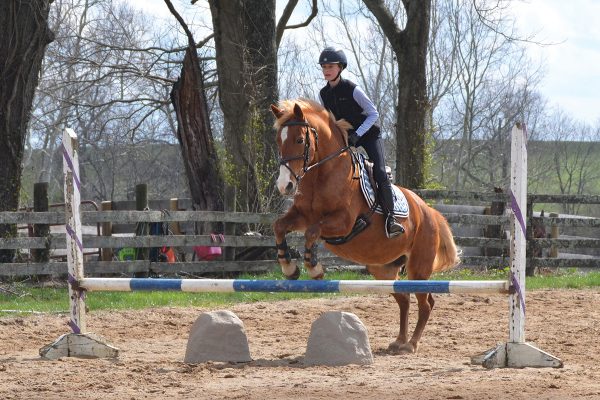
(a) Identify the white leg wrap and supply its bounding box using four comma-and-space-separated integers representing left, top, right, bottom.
281, 260, 298, 277
307, 262, 324, 279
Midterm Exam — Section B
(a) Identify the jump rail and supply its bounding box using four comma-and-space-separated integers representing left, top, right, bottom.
40, 125, 562, 369
79, 278, 509, 294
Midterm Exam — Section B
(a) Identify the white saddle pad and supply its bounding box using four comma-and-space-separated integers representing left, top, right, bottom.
357, 153, 409, 218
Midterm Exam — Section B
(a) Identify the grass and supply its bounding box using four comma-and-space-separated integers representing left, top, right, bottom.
1, 268, 599, 317
435, 267, 600, 290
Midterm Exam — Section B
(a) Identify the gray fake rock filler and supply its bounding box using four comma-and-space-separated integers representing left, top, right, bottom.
184, 310, 252, 363
304, 311, 373, 366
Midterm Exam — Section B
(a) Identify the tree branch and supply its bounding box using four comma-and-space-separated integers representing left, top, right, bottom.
276, 0, 318, 47
471, 0, 562, 46
361, 0, 403, 52
163, 0, 196, 47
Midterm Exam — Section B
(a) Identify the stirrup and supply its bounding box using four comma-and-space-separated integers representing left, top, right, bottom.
385, 214, 405, 238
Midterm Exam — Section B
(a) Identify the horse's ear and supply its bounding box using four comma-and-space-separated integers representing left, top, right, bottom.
293, 103, 304, 120
271, 104, 284, 118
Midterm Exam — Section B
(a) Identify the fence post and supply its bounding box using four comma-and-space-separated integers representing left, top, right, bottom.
525, 200, 535, 277
32, 182, 50, 264
169, 198, 182, 235
135, 184, 148, 211
224, 185, 236, 261
100, 201, 113, 261
482, 187, 505, 258
170, 198, 184, 262
134, 184, 149, 277
549, 212, 559, 258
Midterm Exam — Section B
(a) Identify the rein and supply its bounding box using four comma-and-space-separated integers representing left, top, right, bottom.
279, 119, 351, 182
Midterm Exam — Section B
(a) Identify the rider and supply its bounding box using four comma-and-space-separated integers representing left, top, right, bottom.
318, 46, 405, 238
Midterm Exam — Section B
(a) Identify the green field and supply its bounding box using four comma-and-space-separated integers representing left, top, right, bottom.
432, 140, 600, 217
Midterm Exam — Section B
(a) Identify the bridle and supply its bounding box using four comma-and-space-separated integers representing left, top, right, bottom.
278, 119, 351, 183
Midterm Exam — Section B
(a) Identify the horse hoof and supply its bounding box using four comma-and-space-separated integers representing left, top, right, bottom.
284, 266, 301, 280
307, 262, 325, 279
388, 341, 416, 355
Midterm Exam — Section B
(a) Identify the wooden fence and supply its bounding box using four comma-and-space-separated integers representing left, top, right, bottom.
1, 187, 599, 277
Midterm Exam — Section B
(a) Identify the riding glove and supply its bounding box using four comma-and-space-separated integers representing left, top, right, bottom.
348, 130, 360, 147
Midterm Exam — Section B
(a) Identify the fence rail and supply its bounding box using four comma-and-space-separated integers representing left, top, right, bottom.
1, 190, 599, 277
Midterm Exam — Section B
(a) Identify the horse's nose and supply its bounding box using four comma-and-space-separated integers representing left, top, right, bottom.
276, 165, 295, 195
285, 181, 294, 194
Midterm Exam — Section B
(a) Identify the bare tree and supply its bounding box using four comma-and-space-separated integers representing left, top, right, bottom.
428, 0, 543, 191
532, 113, 600, 215
26, 0, 190, 204
165, 0, 223, 215
23, 0, 321, 216
207, 0, 317, 213
0, 0, 54, 261
362, 0, 431, 189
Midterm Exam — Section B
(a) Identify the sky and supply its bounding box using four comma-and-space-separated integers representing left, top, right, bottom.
128, 0, 600, 126
511, 0, 600, 126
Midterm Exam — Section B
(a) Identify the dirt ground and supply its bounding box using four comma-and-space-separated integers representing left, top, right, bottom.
0, 288, 599, 400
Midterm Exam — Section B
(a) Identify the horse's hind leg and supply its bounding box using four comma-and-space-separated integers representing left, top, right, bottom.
428, 293, 435, 310
387, 293, 434, 354
388, 292, 410, 351
389, 251, 436, 354
366, 264, 413, 351
389, 292, 433, 354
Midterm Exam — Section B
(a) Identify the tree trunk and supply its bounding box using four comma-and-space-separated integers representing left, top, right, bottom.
209, 0, 278, 212
395, 0, 430, 189
170, 47, 224, 215
362, 0, 431, 189
244, 0, 279, 210
0, 0, 54, 261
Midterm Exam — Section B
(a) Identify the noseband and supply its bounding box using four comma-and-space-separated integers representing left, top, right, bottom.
278, 119, 350, 183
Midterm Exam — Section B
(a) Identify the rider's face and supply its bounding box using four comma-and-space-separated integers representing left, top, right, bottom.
321, 63, 342, 81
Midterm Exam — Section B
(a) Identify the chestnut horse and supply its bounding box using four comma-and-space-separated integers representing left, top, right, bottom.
271, 99, 460, 354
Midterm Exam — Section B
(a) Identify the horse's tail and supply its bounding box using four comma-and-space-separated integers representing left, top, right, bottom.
432, 210, 461, 273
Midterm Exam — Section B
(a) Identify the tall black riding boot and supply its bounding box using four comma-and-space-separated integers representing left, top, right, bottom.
379, 181, 405, 238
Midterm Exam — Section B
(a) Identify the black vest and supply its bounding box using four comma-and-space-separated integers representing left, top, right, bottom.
320, 78, 380, 138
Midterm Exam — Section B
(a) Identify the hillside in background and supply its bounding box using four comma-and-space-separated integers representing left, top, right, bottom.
431, 139, 600, 217
20, 139, 599, 218
20, 143, 189, 207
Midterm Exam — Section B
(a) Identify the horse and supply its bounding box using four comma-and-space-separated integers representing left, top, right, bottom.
270, 99, 460, 354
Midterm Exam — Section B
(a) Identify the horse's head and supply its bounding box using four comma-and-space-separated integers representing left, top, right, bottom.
271, 102, 319, 195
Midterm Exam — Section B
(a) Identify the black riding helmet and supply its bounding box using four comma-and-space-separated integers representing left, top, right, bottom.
318, 47, 347, 69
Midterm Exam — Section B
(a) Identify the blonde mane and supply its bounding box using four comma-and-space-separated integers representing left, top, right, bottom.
274, 98, 353, 134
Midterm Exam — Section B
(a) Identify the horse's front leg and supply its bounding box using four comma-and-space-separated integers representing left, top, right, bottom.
273, 207, 306, 280
303, 210, 354, 279
302, 223, 323, 279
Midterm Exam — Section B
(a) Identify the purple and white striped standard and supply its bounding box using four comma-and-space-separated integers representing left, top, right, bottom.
63, 128, 86, 334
